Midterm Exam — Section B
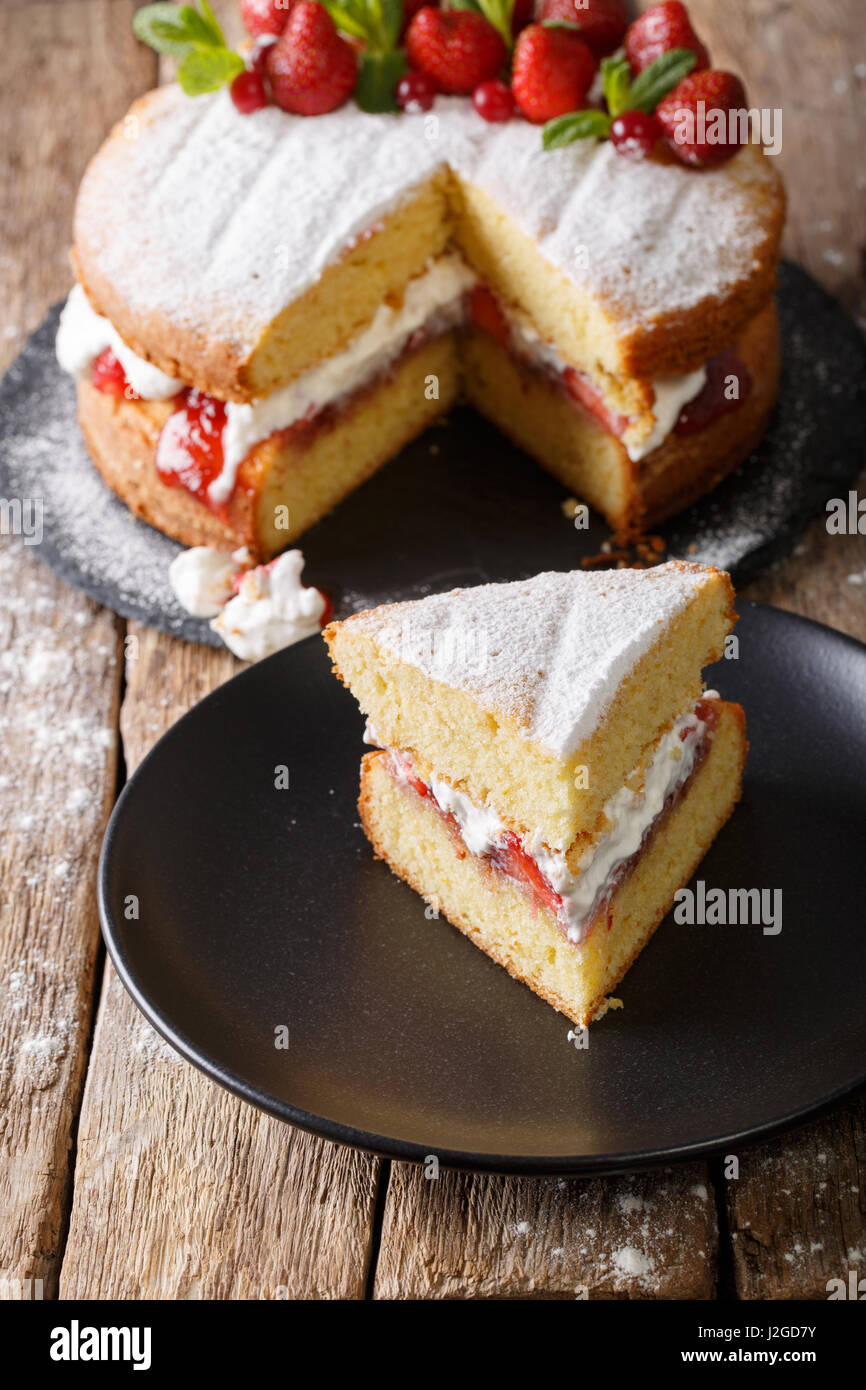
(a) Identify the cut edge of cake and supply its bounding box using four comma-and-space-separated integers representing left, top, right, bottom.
359, 698, 746, 1025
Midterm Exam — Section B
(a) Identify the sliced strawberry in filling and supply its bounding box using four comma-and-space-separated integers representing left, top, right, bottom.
92, 347, 138, 400
562, 366, 630, 438
156, 388, 228, 517
466, 285, 511, 347
486, 830, 564, 918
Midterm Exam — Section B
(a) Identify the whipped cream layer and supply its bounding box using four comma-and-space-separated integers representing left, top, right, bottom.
385, 694, 718, 943
214, 252, 476, 504
169, 546, 325, 661
56, 283, 184, 400
58, 257, 712, 520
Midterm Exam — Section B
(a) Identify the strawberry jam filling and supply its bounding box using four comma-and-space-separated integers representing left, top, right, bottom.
156, 389, 229, 517
91, 348, 139, 401
486, 832, 565, 918
386, 697, 719, 944
674, 349, 752, 436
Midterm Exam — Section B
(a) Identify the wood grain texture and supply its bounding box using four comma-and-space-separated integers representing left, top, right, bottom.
375, 1164, 718, 1299
0, 1, 156, 377
59, 626, 381, 1299
0, 0, 141, 1300
0, 542, 122, 1299
726, 1095, 866, 1300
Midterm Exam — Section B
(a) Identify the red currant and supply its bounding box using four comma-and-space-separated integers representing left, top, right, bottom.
609, 110, 661, 160
472, 80, 515, 123
230, 70, 270, 115
396, 69, 437, 113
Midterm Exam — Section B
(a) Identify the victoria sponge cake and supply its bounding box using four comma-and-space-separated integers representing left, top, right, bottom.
325, 561, 746, 1025
56, 7, 785, 559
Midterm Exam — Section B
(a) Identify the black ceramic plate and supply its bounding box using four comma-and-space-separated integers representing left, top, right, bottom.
2, 262, 866, 642
99, 601, 866, 1174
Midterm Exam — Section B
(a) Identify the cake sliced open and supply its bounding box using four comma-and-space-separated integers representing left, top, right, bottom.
325, 562, 746, 1024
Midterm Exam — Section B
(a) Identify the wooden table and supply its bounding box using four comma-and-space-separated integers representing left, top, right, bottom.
1, 0, 864, 1301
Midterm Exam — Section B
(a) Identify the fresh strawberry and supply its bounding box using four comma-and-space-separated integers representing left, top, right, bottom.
512, 23, 596, 124
655, 70, 747, 167
624, 1, 709, 76
92, 348, 137, 399
488, 833, 564, 919
405, 8, 506, 97
609, 109, 661, 160
240, 0, 293, 39
536, 0, 628, 57
265, 2, 357, 116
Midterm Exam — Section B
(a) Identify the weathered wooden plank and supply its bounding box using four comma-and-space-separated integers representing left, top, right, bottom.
375, 1165, 717, 1299
0, 545, 122, 1301
0, 0, 144, 1300
0, 1, 157, 373
726, 1097, 866, 1300
59, 626, 381, 1298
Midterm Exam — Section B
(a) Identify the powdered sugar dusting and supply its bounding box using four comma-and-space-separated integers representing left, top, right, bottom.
347, 560, 713, 756
75, 86, 780, 357
442, 118, 780, 328
76, 86, 447, 353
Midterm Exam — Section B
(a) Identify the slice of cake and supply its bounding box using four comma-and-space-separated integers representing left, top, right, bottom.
325, 561, 746, 1025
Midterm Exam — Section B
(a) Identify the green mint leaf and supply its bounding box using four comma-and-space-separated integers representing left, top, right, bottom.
627, 47, 697, 113
540, 17, 580, 28
446, 0, 483, 11
132, 3, 199, 57
177, 4, 222, 46
476, 0, 515, 49
320, 0, 373, 41
177, 46, 245, 96
377, 0, 405, 50
180, 2, 225, 47
601, 54, 631, 118
354, 49, 407, 112
542, 109, 611, 150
